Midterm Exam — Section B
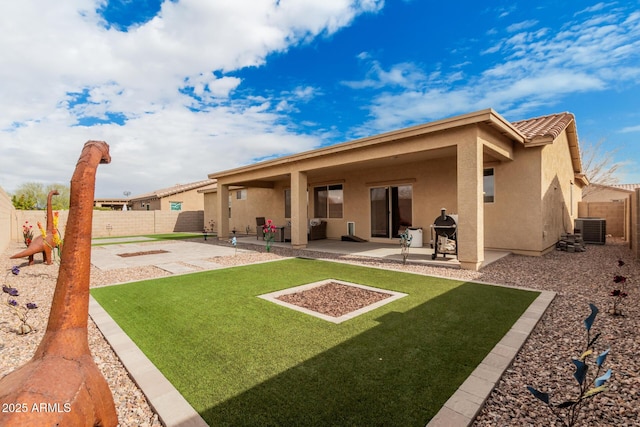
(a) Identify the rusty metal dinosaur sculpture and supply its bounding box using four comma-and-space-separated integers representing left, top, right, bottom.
11, 190, 60, 265
0, 141, 118, 426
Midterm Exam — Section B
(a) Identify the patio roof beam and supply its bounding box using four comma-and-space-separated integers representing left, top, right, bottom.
482, 138, 514, 162
229, 180, 275, 188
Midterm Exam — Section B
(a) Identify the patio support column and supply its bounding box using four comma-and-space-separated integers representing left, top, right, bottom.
456, 137, 484, 270
216, 183, 230, 241
291, 171, 308, 249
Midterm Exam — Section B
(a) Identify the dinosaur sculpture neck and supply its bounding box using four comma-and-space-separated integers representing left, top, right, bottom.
34, 141, 111, 359
45, 190, 57, 233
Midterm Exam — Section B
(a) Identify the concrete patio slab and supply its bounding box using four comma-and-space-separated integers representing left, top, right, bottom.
233, 236, 511, 269
183, 259, 223, 270
155, 262, 198, 274
91, 240, 249, 271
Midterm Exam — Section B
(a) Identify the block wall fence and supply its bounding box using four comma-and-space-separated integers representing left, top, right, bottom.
577, 200, 627, 238
0, 189, 203, 253
632, 190, 640, 259
0, 188, 12, 253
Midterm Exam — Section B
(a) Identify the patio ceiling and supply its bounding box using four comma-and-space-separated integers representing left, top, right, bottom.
215, 142, 509, 188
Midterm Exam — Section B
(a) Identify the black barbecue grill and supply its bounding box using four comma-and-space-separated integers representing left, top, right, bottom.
430, 208, 458, 260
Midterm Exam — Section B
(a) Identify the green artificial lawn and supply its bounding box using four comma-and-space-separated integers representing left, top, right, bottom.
91, 258, 539, 426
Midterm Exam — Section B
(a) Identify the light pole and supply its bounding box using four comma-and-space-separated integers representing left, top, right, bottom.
123, 191, 131, 211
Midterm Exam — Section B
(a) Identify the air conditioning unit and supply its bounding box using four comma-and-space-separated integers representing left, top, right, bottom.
574, 218, 606, 245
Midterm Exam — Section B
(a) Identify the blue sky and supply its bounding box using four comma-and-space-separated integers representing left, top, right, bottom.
1, 0, 639, 198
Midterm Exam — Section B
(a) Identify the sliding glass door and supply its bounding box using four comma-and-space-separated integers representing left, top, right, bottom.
370, 187, 389, 237
370, 185, 412, 238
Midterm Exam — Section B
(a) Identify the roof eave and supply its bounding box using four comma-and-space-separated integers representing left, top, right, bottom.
525, 136, 555, 147
575, 173, 589, 187
210, 108, 527, 179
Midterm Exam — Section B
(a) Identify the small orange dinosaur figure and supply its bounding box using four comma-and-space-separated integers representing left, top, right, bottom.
10, 190, 60, 265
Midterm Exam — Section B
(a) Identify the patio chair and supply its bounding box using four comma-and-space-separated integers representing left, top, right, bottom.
256, 217, 266, 240
284, 223, 291, 242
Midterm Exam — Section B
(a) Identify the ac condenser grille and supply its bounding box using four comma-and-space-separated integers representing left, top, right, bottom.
574, 218, 606, 244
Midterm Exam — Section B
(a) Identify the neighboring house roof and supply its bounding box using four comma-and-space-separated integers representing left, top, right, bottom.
582, 182, 637, 202
94, 198, 129, 203
610, 183, 640, 191
584, 183, 640, 194
199, 183, 252, 194
585, 183, 632, 193
129, 179, 216, 201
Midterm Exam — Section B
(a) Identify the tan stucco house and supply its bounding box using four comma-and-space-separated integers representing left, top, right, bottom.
129, 179, 216, 211
583, 183, 640, 202
208, 109, 587, 270
94, 198, 130, 210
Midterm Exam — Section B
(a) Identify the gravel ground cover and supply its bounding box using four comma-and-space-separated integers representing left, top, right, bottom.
1, 238, 638, 426
276, 281, 392, 318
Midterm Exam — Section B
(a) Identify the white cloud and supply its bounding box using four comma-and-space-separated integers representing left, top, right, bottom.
349, 4, 640, 134
619, 125, 640, 133
506, 19, 538, 33
341, 59, 428, 89
576, 2, 615, 15
0, 0, 383, 196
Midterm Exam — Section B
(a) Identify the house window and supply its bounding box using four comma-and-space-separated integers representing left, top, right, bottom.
314, 184, 343, 218
236, 189, 247, 200
483, 168, 495, 203
170, 202, 182, 211
284, 189, 291, 218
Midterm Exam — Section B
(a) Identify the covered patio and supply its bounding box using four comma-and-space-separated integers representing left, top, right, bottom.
209, 109, 585, 270
211, 109, 522, 271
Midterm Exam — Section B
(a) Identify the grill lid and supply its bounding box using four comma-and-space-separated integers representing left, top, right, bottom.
432, 208, 457, 238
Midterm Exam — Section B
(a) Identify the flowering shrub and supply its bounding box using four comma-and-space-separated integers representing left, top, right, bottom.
52, 211, 63, 248
37, 221, 46, 238
22, 221, 34, 247
2, 266, 39, 335
262, 219, 277, 252
36, 212, 63, 259
609, 259, 628, 316
202, 220, 216, 240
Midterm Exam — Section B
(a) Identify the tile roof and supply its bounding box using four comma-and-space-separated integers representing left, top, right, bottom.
610, 183, 640, 191
130, 179, 216, 200
510, 112, 575, 143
